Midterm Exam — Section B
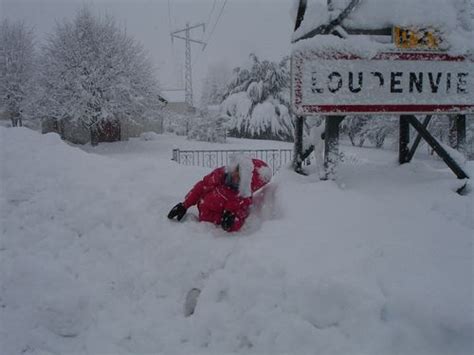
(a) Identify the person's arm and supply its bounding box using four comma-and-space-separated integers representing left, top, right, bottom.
183, 167, 225, 209
222, 196, 252, 232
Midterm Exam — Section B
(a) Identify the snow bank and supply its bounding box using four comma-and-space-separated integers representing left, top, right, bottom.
1, 127, 473, 354
139, 131, 160, 141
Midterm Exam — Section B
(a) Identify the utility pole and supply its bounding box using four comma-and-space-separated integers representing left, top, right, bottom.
171, 23, 206, 109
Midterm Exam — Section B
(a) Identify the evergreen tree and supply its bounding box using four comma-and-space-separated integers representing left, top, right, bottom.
221, 54, 293, 141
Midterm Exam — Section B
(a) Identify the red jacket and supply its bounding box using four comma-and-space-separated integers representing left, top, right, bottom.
183, 158, 271, 232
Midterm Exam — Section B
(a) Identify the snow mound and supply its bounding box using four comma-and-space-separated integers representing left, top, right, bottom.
139, 131, 160, 141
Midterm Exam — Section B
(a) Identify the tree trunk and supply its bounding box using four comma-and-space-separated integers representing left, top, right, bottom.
90, 125, 99, 146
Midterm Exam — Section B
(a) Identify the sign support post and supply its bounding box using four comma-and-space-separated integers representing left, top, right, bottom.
406, 115, 468, 180
293, 116, 305, 174
292, 0, 307, 175
453, 115, 466, 152
399, 116, 411, 164
407, 115, 432, 162
323, 116, 345, 180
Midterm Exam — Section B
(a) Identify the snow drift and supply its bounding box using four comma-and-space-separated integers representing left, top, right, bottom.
1, 127, 473, 355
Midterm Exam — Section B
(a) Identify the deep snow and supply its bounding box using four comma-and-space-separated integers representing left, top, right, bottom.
1, 127, 473, 355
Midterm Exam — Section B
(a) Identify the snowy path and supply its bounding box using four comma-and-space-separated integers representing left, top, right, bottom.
1, 128, 472, 355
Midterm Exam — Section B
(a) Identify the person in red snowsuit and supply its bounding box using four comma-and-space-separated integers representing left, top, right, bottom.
168, 155, 271, 232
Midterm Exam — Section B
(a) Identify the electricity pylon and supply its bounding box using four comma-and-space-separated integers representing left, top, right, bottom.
171, 23, 206, 109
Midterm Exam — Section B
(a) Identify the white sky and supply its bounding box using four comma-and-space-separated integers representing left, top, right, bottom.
1, 0, 295, 102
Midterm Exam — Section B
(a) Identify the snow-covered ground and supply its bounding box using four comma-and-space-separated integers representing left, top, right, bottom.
1, 127, 473, 355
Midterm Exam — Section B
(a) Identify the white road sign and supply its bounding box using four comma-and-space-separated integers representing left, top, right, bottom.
291, 52, 474, 115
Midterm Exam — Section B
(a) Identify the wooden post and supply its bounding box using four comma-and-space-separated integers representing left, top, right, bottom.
406, 115, 468, 179
323, 116, 344, 180
293, 115, 305, 173
172, 149, 180, 163
399, 115, 410, 164
449, 116, 457, 149
406, 115, 432, 162
455, 114, 466, 153
292, 0, 307, 174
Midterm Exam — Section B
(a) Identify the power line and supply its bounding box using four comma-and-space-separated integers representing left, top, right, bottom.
205, 0, 229, 48
204, 0, 218, 30
167, 0, 184, 89
167, 0, 173, 33
192, 0, 229, 68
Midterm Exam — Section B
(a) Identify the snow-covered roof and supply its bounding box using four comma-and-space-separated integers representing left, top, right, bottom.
292, 0, 473, 55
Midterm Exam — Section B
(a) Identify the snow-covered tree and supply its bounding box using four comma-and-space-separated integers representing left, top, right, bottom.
221, 54, 293, 141
0, 19, 36, 127
200, 61, 231, 108
38, 7, 162, 144
340, 116, 398, 148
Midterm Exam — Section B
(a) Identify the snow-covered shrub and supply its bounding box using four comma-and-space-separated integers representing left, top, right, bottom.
361, 117, 398, 148
163, 109, 193, 136
340, 116, 397, 148
187, 109, 227, 143
466, 116, 474, 159
140, 131, 160, 141
340, 116, 369, 147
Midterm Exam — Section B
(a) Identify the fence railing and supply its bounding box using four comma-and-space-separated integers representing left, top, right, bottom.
172, 148, 294, 174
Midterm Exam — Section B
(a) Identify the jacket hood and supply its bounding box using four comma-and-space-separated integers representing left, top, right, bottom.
226, 154, 271, 198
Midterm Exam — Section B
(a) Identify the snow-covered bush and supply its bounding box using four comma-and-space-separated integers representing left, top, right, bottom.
37, 6, 162, 145
187, 107, 227, 143
428, 116, 474, 159
163, 109, 193, 136
340, 116, 398, 148
0, 19, 36, 127
221, 54, 293, 141
466, 116, 474, 159
361, 117, 398, 148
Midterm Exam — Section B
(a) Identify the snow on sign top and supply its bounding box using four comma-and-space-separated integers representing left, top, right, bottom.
292, 0, 474, 53
293, 0, 473, 30
291, 0, 474, 115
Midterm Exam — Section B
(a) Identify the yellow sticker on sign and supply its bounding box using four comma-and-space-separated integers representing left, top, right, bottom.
393, 27, 442, 50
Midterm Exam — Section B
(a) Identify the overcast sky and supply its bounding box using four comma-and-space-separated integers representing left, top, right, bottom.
1, 0, 295, 102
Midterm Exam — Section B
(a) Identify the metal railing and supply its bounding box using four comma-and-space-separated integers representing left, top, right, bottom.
172, 148, 294, 174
